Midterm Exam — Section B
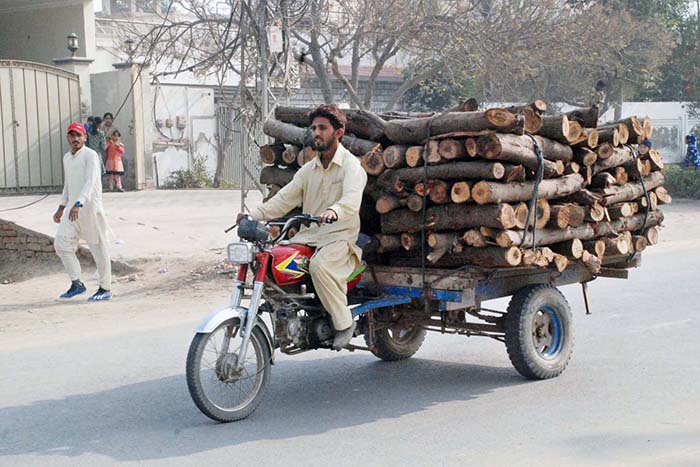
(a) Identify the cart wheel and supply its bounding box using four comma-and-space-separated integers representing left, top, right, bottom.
505, 285, 574, 380
366, 323, 426, 361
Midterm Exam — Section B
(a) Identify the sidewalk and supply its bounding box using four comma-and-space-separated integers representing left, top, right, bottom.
0, 189, 264, 264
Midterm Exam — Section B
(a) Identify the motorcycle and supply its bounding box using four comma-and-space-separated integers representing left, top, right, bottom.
186, 214, 427, 422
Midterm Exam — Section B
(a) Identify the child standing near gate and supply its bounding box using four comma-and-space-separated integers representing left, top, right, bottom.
105, 130, 125, 192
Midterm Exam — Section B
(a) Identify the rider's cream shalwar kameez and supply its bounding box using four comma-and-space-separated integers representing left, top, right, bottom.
55, 146, 112, 289
251, 143, 367, 330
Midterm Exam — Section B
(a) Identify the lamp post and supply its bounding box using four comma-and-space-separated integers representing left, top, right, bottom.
125, 37, 135, 62
67, 32, 79, 57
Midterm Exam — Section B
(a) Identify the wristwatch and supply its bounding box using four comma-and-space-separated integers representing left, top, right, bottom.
74, 201, 83, 208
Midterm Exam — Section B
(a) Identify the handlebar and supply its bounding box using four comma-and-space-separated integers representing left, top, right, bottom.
226, 213, 334, 241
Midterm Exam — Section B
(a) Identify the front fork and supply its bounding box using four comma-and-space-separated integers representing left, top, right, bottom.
231, 256, 270, 371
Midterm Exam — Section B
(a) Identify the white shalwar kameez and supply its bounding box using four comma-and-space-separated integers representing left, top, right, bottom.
54, 146, 112, 289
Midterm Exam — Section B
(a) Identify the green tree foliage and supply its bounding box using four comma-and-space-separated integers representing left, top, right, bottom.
402, 67, 473, 111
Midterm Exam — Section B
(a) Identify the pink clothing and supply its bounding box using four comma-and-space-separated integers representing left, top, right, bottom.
105, 141, 125, 173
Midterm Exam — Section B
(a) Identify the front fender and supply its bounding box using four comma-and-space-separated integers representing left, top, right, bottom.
194, 306, 276, 363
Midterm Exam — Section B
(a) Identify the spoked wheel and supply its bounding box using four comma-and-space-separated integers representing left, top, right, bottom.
186, 318, 271, 422
366, 313, 426, 361
505, 285, 575, 380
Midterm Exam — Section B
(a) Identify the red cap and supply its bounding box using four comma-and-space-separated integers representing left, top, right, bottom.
66, 122, 86, 135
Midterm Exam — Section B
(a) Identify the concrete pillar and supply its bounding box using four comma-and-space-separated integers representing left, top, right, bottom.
52, 56, 95, 118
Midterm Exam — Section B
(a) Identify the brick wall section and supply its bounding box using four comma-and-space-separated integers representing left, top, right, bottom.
0, 218, 134, 273
0, 219, 58, 259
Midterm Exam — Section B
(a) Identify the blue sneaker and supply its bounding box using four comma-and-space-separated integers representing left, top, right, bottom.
60, 281, 86, 299
88, 287, 112, 301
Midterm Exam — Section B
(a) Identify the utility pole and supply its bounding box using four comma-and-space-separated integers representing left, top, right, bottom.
259, 0, 270, 121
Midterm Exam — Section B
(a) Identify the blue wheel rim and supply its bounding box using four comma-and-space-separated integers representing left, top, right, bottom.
533, 305, 563, 359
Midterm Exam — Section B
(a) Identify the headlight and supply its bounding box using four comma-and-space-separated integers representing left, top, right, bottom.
227, 242, 256, 264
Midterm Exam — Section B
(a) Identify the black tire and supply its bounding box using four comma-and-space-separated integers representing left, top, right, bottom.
366, 322, 427, 361
186, 319, 272, 422
505, 285, 575, 380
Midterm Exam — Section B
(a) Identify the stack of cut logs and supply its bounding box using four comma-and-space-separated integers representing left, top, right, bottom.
258, 101, 668, 272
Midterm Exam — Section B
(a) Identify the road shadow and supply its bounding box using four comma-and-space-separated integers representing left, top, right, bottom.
0, 354, 526, 462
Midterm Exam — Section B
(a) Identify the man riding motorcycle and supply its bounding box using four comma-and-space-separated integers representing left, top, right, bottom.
238, 104, 368, 350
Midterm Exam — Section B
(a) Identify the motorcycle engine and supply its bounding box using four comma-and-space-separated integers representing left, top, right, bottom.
275, 307, 335, 349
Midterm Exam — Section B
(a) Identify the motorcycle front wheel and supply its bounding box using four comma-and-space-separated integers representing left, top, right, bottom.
186, 318, 271, 422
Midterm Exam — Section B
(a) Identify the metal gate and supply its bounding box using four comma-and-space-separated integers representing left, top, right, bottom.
0, 60, 81, 192
216, 103, 265, 190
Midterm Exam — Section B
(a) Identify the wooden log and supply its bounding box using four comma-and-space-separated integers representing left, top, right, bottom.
593, 146, 633, 174
495, 211, 664, 248
655, 187, 672, 205
513, 202, 528, 229
565, 162, 581, 175
644, 226, 659, 245
590, 172, 617, 189
447, 98, 480, 112
557, 189, 602, 206
282, 145, 301, 167
428, 180, 452, 204
623, 158, 646, 179
503, 164, 527, 182
259, 165, 296, 186
567, 120, 584, 143
437, 138, 467, 160
465, 138, 478, 157
263, 118, 312, 146
599, 122, 629, 145
471, 174, 586, 205
383, 108, 523, 145
506, 105, 543, 133
429, 246, 522, 267
637, 191, 659, 212
297, 146, 316, 166
598, 172, 665, 206
382, 145, 411, 169
573, 128, 599, 149
260, 143, 286, 165
400, 232, 421, 251
585, 202, 607, 222
360, 145, 385, 176
405, 146, 424, 167
581, 251, 602, 274
596, 127, 620, 146
427, 247, 449, 264
522, 249, 549, 267
506, 100, 548, 115
548, 203, 585, 229
597, 142, 614, 160
645, 149, 664, 171
550, 238, 584, 259
377, 161, 505, 190
607, 202, 636, 219
450, 181, 472, 203
565, 107, 599, 128
425, 140, 441, 165
538, 115, 570, 142
583, 240, 606, 258
477, 133, 567, 177
406, 194, 425, 212
551, 253, 569, 272
642, 116, 653, 139
342, 134, 379, 157
380, 203, 517, 234
602, 236, 630, 255
612, 166, 629, 185
632, 235, 648, 253
522, 199, 551, 230
573, 147, 598, 167
274, 106, 387, 141
427, 232, 460, 250
462, 229, 488, 247
375, 234, 402, 253
618, 116, 645, 143
376, 194, 408, 214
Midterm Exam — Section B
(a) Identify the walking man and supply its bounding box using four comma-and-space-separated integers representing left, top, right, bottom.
239, 104, 367, 349
52, 123, 113, 301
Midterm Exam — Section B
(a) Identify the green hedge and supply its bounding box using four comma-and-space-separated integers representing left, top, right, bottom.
663, 165, 700, 199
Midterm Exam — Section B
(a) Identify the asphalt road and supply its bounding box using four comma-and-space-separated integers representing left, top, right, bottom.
1, 202, 699, 466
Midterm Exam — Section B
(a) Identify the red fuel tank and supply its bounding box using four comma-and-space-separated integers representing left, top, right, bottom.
269, 243, 315, 286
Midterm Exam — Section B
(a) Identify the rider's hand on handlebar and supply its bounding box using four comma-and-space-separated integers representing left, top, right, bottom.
320, 209, 338, 224
236, 212, 249, 224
